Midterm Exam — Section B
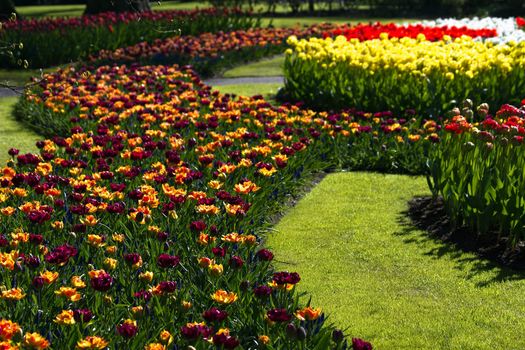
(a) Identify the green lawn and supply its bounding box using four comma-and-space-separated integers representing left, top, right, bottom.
0, 68, 54, 87
16, 1, 205, 18
0, 97, 39, 164
223, 56, 285, 78
269, 172, 525, 349
17, 4, 84, 18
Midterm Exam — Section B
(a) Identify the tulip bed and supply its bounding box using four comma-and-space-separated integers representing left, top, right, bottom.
428, 102, 525, 248
5, 12, 525, 348
283, 34, 525, 114
89, 24, 339, 77
0, 8, 258, 68
3, 62, 452, 349
324, 22, 497, 41
87, 23, 500, 78
420, 17, 525, 43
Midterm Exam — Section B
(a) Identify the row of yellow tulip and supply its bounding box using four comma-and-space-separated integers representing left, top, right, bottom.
283, 35, 525, 114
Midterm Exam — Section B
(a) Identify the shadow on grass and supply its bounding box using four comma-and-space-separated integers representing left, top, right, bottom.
395, 196, 525, 286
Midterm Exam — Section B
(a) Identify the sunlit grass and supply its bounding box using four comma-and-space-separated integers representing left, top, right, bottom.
223, 55, 285, 78
0, 68, 58, 87
0, 97, 39, 164
16, 1, 204, 18
269, 172, 525, 349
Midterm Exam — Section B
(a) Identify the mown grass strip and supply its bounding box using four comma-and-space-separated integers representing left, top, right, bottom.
269, 171, 525, 349
0, 68, 59, 87
16, 1, 204, 18
223, 55, 285, 78
0, 96, 39, 164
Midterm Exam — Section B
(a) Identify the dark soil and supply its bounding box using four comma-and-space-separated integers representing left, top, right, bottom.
408, 196, 525, 270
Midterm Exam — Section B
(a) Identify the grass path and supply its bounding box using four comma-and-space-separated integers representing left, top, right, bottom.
0, 68, 57, 88
0, 97, 39, 164
215, 56, 285, 102
223, 55, 285, 78
268, 172, 525, 349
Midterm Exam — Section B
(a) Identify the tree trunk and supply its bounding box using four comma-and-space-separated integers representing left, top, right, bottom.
0, 0, 19, 21
308, 0, 315, 13
84, 0, 151, 15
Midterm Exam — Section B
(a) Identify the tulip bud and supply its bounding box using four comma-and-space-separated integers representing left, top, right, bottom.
32, 276, 45, 289
463, 141, 475, 151
478, 103, 489, 111
239, 280, 250, 291
296, 326, 307, 341
450, 107, 461, 116
36, 309, 43, 324
477, 107, 488, 118
182, 301, 192, 310
462, 107, 473, 119
286, 323, 297, 339
462, 99, 473, 109
332, 329, 344, 343
131, 306, 144, 318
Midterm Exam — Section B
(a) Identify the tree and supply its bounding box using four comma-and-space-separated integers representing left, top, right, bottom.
0, 0, 18, 21
84, 0, 151, 15
308, 0, 315, 12
287, 0, 301, 13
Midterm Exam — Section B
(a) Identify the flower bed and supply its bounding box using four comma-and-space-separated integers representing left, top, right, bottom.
324, 22, 497, 41
0, 8, 257, 68
428, 100, 525, 247
418, 17, 525, 43
88, 23, 498, 77
89, 24, 338, 77
1, 62, 440, 349
283, 35, 525, 114
7, 13, 525, 347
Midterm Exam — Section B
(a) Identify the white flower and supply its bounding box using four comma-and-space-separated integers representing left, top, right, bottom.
411, 17, 525, 44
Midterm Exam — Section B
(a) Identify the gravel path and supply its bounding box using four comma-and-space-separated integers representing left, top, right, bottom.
204, 76, 284, 86
0, 87, 23, 98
